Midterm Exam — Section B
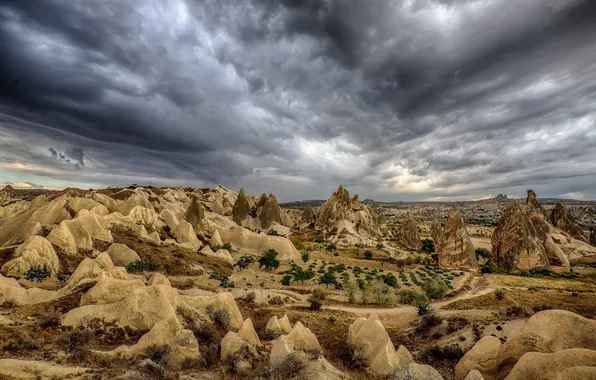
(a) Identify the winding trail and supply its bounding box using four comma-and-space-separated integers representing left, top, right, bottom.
324, 275, 494, 316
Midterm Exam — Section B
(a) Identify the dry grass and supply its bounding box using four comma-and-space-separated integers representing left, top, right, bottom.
444, 289, 596, 318
487, 273, 596, 292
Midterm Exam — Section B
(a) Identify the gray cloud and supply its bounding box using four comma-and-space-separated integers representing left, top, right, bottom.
0, 0, 595, 201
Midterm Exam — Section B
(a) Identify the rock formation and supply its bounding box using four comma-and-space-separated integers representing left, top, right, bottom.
106, 243, 141, 267
299, 205, 316, 227
216, 227, 300, 260
232, 188, 251, 225
551, 203, 587, 243
438, 207, 478, 268
258, 194, 284, 230
315, 185, 380, 246
183, 195, 209, 233
505, 349, 596, 380
1, 236, 60, 278
455, 336, 501, 379
400, 216, 422, 250
431, 219, 443, 253
491, 202, 548, 271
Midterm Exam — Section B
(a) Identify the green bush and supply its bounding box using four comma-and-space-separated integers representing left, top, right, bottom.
308, 289, 327, 311
267, 230, 280, 236
379, 273, 399, 288
209, 273, 235, 288
364, 250, 373, 260
475, 247, 491, 259
24, 265, 51, 283
398, 289, 428, 305
421, 278, 449, 299
421, 238, 435, 253
318, 271, 338, 288
376, 243, 384, 249
406, 256, 414, 265
281, 275, 292, 286
415, 302, 434, 316
494, 289, 506, 300
314, 234, 326, 243
126, 261, 159, 273
326, 243, 337, 251
301, 251, 310, 263
258, 249, 280, 271
210, 243, 232, 251
234, 255, 255, 270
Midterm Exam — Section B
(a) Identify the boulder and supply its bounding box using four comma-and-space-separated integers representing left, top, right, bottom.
63, 285, 178, 330
232, 188, 251, 225
400, 216, 422, 250
0, 273, 58, 305
210, 229, 224, 246
238, 318, 261, 347
491, 202, 548, 271
279, 314, 292, 333
111, 317, 199, 367
173, 220, 202, 250
106, 243, 141, 267
179, 292, 244, 330
438, 207, 478, 268
497, 310, 596, 378
455, 336, 501, 380
348, 313, 413, 376
148, 272, 171, 287
1, 236, 59, 278
280, 321, 321, 353
80, 273, 145, 306
393, 362, 444, 380
505, 349, 596, 380
550, 203, 587, 243
160, 209, 179, 231
68, 197, 101, 214
217, 227, 300, 260
67, 252, 119, 287
465, 370, 485, 380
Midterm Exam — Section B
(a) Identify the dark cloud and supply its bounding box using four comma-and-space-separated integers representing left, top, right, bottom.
0, 0, 595, 201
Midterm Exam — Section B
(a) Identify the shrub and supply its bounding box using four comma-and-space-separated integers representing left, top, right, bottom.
406, 256, 414, 265
206, 305, 232, 329
126, 260, 159, 273
210, 243, 232, 252
506, 306, 529, 318
281, 275, 292, 286
243, 292, 256, 303
376, 243, 384, 249
209, 273, 235, 288
234, 255, 255, 270
0, 299, 17, 309
318, 271, 338, 288
145, 344, 172, 365
379, 273, 399, 288
417, 314, 443, 332
56, 330, 93, 352
309, 289, 327, 311
344, 280, 359, 303
269, 296, 284, 306
421, 238, 435, 253
419, 345, 464, 363
398, 289, 428, 305
415, 302, 434, 316
364, 250, 373, 260
293, 239, 305, 250
326, 243, 337, 251
270, 352, 307, 379
24, 265, 51, 283
314, 234, 325, 243
259, 249, 280, 271
267, 229, 280, 236
38, 311, 61, 328
494, 289, 506, 300
421, 278, 449, 299
475, 248, 491, 259
301, 251, 310, 263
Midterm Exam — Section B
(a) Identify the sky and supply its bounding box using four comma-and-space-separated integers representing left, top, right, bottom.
1, 0, 596, 202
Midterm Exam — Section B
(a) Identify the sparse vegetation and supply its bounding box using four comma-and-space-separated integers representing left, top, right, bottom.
235, 255, 255, 270
258, 249, 280, 271
421, 238, 435, 253
126, 260, 159, 273
421, 278, 449, 299
23, 265, 51, 283
364, 250, 373, 260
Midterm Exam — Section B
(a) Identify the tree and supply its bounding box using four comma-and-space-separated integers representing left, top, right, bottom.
258, 249, 280, 271
235, 255, 255, 270
292, 265, 315, 283
301, 251, 309, 263
309, 289, 327, 311
379, 273, 399, 288
421, 238, 435, 253
281, 275, 292, 286
421, 278, 449, 299
475, 248, 491, 259
364, 250, 373, 260
318, 271, 338, 288
344, 279, 359, 303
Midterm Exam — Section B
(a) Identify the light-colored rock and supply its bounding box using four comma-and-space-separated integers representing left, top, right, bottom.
160, 209, 180, 231
217, 227, 300, 260
67, 252, 117, 287
238, 318, 261, 347
497, 310, 596, 378
465, 370, 485, 380
400, 216, 422, 250
179, 291, 244, 330
439, 206, 478, 268
505, 348, 596, 380
106, 243, 141, 267
0, 359, 89, 379
393, 362, 444, 380
266, 316, 283, 337
280, 321, 321, 353
68, 197, 101, 214
111, 317, 199, 366
348, 313, 413, 376
184, 196, 209, 233
210, 229, 224, 246
173, 220, 202, 250
80, 273, 145, 306
147, 231, 161, 243
0, 273, 58, 305
1, 236, 59, 278
63, 285, 178, 330
279, 314, 292, 333
232, 188, 251, 225
148, 272, 171, 287
47, 221, 77, 255
455, 336, 501, 380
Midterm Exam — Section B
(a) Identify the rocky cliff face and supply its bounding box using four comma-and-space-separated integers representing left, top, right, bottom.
315, 185, 380, 246
491, 202, 549, 271
399, 216, 422, 250
438, 207, 478, 268
551, 203, 587, 243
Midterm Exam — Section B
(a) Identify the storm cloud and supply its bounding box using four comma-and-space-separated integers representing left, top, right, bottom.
1, 0, 596, 201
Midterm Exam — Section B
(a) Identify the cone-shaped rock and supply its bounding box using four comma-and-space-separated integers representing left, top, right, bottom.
438, 206, 478, 268
258, 194, 284, 230
551, 203, 587, 243
491, 202, 548, 271
300, 205, 316, 227
400, 216, 422, 250
232, 188, 251, 225
257, 193, 268, 209
525, 189, 553, 239
430, 219, 443, 253
184, 195, 209, 233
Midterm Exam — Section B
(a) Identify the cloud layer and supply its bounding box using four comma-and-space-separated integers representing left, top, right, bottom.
1, 0, 596, 201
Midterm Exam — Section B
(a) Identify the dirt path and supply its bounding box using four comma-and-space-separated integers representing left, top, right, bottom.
324, 275, 494, 316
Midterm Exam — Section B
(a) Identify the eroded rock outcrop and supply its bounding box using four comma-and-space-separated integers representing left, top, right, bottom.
505, 348, 596, 380
438, 207, 478, 268
431, 219, 443, 253
400, 216, 422, 250
347, 313, 413, 376
217, 227, 300, 260
183, 196, 209, 234
232, 188, 251, 225
106, 243, 141, 267
491, 202, 548, 271
299, 205, 316, 227
455, 336, 501, 380
551, 203, 587, 243
1, 236, 60, 278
